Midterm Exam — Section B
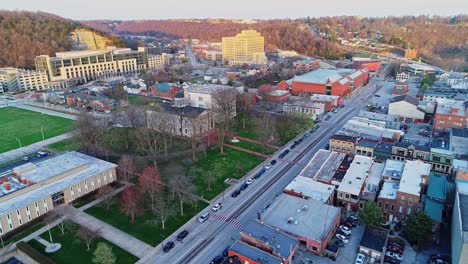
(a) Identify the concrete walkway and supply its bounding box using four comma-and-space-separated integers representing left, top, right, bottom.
62, 206, 152, 258
0, 132, 74, 164
16, 103, 78, 120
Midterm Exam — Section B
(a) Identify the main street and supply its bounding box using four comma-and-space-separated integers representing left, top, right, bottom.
139, 76, 383, 264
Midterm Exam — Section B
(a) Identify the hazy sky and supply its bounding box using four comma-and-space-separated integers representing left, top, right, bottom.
2, 0, 467, 20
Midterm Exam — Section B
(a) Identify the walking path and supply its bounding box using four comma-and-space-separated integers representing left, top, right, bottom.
0, 132, 74, 164
62, 206, 152, 258
16, 103, 78, 120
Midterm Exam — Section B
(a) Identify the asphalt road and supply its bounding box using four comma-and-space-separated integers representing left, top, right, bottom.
139, 76, 383, 264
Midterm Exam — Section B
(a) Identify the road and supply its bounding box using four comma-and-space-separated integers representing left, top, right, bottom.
139, 76, 383, 264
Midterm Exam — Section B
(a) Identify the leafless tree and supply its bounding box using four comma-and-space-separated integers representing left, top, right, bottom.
237, 94, 254, 129
138, 166, 163, 211
95, 185, 114, 211
168, 174, 195, 216
78, 226, 100, 251
74, 111, 108, 155
212, 88, 237, 154
46, 205, 69, 236
256, 110, 277, 147
147, 112, 175, 161
134, 127, 163, 166
116, 105, 146, 128
151, 194, 176, 230
117, 155, 136, 182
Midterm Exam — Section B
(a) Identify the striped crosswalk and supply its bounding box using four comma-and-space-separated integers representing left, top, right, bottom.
209, 213, 244, 229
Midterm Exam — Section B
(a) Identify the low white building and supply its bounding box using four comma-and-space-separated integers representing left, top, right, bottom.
283, 100, 325, 120
388, 95, 425, 122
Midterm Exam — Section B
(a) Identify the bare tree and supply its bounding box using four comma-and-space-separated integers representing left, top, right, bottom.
117, 105, 146, 128
147, 112, 175, 161
138, 166, 163, 211
117, 155, 136, 182
134, 126, 163, 166
46, 205, 69, 236
212, 88, 237, 154
151, 194, 176, 230
238, 94, 253, 129
256, 110, 277, 147
95, 185, 114, 211
74, 111, 108, 155
168, 174, 194, 216
78, 226, 100, 251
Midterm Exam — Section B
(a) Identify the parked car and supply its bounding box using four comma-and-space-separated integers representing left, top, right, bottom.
210, 255, 224, 264
176, 230, 189, 241
231, 189, 241, 198
253, 168, 266, 179
163, 241, 175, 252
197, 212, 209, 223
265, 163, 272, 170
325, 115, 331, 120
290, 144, 296, 149
246, 178, 254, 185
386, 251, 403, 261
387, 245, 403, 254
270, 160, 277, 165
337, 230, 350, 238
37, 151, 49, 157
222, 247, 229, 257
240, 183, 248, 191
355, 253, 365, 264
21, 157, 29, 161
334, 240, 344, 247
335, 234, 349, 244
341, 221, 353, 229
212, 203, 223, 212
339, 225, 352, 236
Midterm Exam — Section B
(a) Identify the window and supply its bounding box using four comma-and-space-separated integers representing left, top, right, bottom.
408, 198, 413, 206
399, 206, 403, 213
339, 192, 343, 198
0, 222, 3, 235
17, 210, 23, 225
43, 199, 48, 212
400, 197, 406, 204
433, 156, 441, 162
385, 204, 388, 210
391, 205, 394, 211
26, 206, 31, 221
378, 202, 382, 208
407, 208, 411, 214
345, 194, 350, 199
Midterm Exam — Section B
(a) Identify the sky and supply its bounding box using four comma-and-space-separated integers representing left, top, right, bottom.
2, 0, 467, 20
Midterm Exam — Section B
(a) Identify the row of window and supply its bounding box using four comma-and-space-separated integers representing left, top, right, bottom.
0, 199, 48, 235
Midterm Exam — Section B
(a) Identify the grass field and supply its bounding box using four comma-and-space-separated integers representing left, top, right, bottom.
46, 137, 82, 152
29, 224, 138, 264
0, 107, 74, 153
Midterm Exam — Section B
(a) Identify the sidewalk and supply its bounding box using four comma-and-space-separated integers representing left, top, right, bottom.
62, 206, 152, 258
0, 132, 74, 164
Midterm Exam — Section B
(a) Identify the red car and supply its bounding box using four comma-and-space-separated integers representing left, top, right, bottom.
387, 245, 403, 254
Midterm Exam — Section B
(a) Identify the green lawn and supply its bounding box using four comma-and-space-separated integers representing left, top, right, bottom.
46, 137, 82, 152
85, 200, 206, 246
28, 224, 138, 264
128, 95, 161, 107
0, 107, 74, 153
187, 147, 265, 200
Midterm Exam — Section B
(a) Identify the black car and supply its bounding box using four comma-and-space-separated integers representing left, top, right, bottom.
231, 189, 241, 197
290, 144, 296, 149
222, 247, 229, 257
176, 230, 189, 241
284, 149, 290, 155
270, 160, 277, 165
240, 183, 248, 191
163, 241, 175, 252
211, 255, 224, 264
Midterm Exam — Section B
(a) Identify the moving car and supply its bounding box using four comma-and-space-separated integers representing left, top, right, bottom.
212, 203, 223, 212
197, 212, 209, 223
176, 230, 189, 241
163, 241, 175, 252
339, 225, 352, 236
386, 251, 403, 261
231, 189, 241, 198
355, 253, 365, 264
335, 234, 349, 244
246, 178, 254, 185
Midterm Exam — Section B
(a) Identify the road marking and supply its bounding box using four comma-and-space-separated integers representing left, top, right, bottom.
208, 213, 244, 229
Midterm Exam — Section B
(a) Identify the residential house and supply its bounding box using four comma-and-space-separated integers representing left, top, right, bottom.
357, 111, 401, 130
360, 162, 385, 207
310, 94, 340, 112
373, 142, 394, 163
450, 128, 468, 160
356, 140, 378, 157
329, 134, 359, 154
424, 174, 447, 226
283, 100, 325, 120
391, 141, 430, 162
381, 159, 405, 181
151, 82, 180, 100
451, 173, 468, 264
430, 134, 455, 174
184, 84, 236, 122
228, 241, 283, 264
434, 102, 467, 134
336, 156, 374, 211
298, 149, 346, 186
388, 95, 425, 122
395, 160, 431, 222
378, 181, 400, 223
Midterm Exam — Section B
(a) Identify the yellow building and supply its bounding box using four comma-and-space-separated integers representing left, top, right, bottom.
222, 30, 267, 65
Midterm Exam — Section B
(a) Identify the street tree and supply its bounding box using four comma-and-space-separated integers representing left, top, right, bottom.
212, 87, 237, 154
92, 242, 116, 264
95, 185, 114, 211
237, 93, 254, 129
147, 112, 175, 161
78, 226, 100, 251
151, 193, 176, 230
169, 174, 195, 216
74, 111, 108, 155
120, 186, 141, 223
117, 155, 136, 182
256, 110, 277, 147
403, 211, 432, 245
138, 165, 163, 211
358, 201, 384, 226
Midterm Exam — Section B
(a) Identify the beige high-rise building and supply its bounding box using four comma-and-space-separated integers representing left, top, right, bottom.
147, 53, 170, 70
35, 46, 148, 87
0, 67, 49, 92
222, 30, 267, 65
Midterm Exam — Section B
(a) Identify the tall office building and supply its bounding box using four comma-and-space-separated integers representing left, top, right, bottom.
35, 46, 148, 88
222, 30, 267, 65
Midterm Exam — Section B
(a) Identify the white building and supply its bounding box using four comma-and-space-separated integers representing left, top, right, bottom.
0, 67, 49, 92
184, 84, 237, 121
388, 95, 425, 122
147, 53, 169, 70
283, 100, 325, 120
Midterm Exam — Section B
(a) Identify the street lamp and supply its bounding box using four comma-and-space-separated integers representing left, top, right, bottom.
16, 138, 22, 148
41, 126, 45, 141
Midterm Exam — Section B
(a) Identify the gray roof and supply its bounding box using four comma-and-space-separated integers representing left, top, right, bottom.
357, 140, 378, 148
262, 194, 340, 241
159, 103, 206, 118
0, 152, 116, 216
394, 141, 430, 152
242, 221, 298, 259
459, 193, 468, 233
229, 241, 282, 264
391, 95, 419, 106
452, 128, 468, 138
374, 142, 394, 154
360, 226, 388, 252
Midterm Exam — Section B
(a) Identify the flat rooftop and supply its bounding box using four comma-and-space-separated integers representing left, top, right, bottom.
435, 102, 466, 117
399, 160, 431, 196
367, 162, 384, 187
382, 160, 405, 179
229, 241, 282, 264
358, 110, 399, 123
298, 149, 346, 183
0, 152, 116, 216
310, 94, 340, 102
379, 181, 399, 200
338, 156, 374, 196
292, 69, 345, 84
185, 84, 232, 94
241, 221, 298, 259
262, 194, 340, 242
284, 176, 335, 203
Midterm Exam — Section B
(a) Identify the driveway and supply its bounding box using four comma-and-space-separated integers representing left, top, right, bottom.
293, 225, 365, 264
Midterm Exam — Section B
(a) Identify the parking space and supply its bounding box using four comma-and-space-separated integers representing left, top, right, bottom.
292, 225, 365, 264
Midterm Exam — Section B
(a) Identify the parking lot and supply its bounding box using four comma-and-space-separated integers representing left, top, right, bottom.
292, 225, 365, 264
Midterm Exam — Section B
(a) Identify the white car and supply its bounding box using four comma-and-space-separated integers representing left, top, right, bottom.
264, 163, 272, 170
339, 225, 352, 236
246, 178, 254, 185
355, 253, 365, 264
386, 251, 403, 261
335, 234, 349, 244
212, 203, 223, 212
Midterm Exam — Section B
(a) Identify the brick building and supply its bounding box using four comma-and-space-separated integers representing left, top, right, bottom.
329, 134, 359, 154
434, 102, 467, 134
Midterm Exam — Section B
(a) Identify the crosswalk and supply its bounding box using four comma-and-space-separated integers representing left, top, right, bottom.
209, 213, 244, 229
